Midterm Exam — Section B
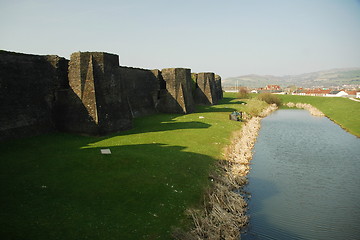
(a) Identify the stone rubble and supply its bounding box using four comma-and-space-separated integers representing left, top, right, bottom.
285, 102, 325, 117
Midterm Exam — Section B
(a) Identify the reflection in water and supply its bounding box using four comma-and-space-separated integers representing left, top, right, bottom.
242, 110, 360, 240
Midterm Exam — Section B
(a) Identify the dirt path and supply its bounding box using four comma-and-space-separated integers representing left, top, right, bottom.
349, 97, 360, 102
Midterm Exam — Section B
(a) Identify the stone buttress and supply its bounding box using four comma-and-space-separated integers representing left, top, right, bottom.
194, 72, 218, 105
157, 68, 195, 114
64, 52, 132, 135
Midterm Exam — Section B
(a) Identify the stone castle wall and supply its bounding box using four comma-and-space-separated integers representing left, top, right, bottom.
215, 74, 223, 100
120, 66, 160, 117
157, 68, 195, 114
0, 51, 68, 140
194, 72, 215, 105
60, 52, 133, 135
0, 50, 222, 141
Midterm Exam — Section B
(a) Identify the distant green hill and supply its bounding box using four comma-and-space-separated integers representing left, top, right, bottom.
223, 68, 360, 88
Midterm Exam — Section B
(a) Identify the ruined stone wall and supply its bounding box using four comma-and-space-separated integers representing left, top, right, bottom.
215, 74, 223, 100
95, 53, 133, 134
0, 50, 223, 140
157, 68, 195, 114
120, 66, 160, 117
0, 51, 68, 141
62, 52, 132, 135
194, 72, 218, 105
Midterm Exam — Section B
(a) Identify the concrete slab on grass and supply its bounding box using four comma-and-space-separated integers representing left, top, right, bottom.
100, 149, 111, 154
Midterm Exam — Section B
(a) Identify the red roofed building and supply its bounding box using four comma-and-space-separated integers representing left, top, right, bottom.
345, 90, 357, 96
265, 85, 281, 91
303, 89, 331, 96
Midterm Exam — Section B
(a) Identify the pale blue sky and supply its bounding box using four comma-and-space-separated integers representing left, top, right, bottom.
1, 0, 360, 78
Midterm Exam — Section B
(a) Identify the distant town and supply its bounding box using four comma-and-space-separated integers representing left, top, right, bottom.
224, 84, 360, 99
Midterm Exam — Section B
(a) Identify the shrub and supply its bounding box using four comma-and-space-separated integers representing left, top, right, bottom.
237, 87, 250, 99
257, 93, 282, 106
244, 99, 268, 117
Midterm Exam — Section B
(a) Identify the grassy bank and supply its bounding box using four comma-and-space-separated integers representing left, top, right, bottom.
278, 95, 360, 137
0, 93, 249, 240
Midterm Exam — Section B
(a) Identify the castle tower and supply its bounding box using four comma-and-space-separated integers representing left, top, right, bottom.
194, 72, 218, 105
66, 52, 132, 135
157, 68, 195, 114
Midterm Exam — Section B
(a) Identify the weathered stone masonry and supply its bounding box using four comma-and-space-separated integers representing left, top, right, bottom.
0, 50, 223, 141
158, 68, 195, 114
193, 72, 218, 105
0, 51, 68, 140
57, 52, 133, 135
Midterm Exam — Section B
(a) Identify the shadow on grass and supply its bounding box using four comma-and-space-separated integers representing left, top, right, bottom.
0, 140, 216, 240
196, 106, 239, 113
115, 113, 213, 137
195, 97, 246, 113
219, 97, 245, 105
0, 96, 246, 239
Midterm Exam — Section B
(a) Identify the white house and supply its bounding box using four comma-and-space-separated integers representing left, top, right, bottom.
325, 90, 348, 97
335, 91, 348, 97
356, 92, 360, 98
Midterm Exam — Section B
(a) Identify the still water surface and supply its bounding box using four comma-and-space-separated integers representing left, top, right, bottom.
242, 109, 360, 240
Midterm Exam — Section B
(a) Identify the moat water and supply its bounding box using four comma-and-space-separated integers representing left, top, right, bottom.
241, 109, 360, 240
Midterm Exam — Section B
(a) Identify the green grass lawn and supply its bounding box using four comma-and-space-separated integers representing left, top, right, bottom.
0, 94, 247, 240
278, 95, 360, 137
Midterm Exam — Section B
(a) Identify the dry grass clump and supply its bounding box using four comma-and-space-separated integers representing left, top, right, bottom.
173, 104, 277, 240
243, 99, 268, 117
173, 183, 248, 240
177, 185, 249, 240
257, 93, 282, 106
285, 102, 325, 117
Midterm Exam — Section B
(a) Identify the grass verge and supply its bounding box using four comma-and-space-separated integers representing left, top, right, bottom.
0, 93, 248, 240
278, 95, 360, 137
